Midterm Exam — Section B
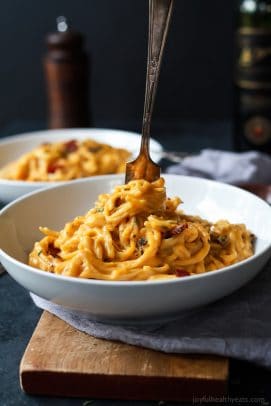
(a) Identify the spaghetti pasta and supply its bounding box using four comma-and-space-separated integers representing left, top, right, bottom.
0, 139, 130, 181
29, 178, 254, 281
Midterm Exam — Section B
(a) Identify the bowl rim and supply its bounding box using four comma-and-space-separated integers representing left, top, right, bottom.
0, 127, 159, 145
1, 173, 271, 287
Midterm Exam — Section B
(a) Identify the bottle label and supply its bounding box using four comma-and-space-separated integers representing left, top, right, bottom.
236, 29, 271, 89
244, 116, 271, 145
235, 89, 271, 149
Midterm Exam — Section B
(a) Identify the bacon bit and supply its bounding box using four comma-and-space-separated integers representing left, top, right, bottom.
88, 146, 102, 153
48, 243, 60, 257
63, 140, 78, 153
175, 268, 190, 277
164, 223, 188, 239
171, 223, 188, 235
115, 197, 122, 207
47, 162, 64, 173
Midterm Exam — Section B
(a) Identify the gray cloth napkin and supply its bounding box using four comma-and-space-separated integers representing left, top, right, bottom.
166, 149, 271, 184
31, 258, 271, 369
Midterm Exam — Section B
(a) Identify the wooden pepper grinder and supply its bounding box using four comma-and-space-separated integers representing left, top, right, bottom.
44, 16, 90, 129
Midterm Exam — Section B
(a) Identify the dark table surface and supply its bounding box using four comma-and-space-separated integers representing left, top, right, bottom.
1, 121, 271, 406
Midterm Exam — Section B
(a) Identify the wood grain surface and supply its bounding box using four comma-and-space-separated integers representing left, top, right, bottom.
20, 311, 229, 401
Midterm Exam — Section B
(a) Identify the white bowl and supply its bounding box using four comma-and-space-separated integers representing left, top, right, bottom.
0, 128, 163, 204
1, 174, 271, 323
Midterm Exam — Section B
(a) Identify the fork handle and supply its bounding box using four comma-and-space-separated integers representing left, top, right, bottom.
141, 0, 174, 156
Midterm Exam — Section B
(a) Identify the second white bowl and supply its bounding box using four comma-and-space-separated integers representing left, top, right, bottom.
0, 128, 163, 203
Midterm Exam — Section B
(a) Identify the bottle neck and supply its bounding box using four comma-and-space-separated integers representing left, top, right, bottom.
239, 0, 271, 28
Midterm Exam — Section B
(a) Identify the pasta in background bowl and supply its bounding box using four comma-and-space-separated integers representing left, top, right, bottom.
0, 138, 131, 181
1, 174, 271, 323
0, 128, 163, 203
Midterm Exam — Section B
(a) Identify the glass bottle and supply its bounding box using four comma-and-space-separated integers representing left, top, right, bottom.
234, 0, 271, 152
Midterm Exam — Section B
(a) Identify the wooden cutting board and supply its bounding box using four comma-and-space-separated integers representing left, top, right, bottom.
20, 311, 229, 401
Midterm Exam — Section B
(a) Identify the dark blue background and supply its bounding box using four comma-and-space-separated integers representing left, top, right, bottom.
2, 3, 271, 403
0, 0, 235, 132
